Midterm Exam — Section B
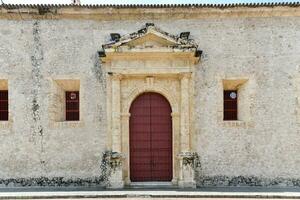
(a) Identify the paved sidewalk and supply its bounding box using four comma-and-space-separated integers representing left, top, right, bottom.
0, 187, 300, 199
8, 198, 300, 200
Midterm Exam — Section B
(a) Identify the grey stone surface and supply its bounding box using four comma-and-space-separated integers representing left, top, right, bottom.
0, 17, 300, 186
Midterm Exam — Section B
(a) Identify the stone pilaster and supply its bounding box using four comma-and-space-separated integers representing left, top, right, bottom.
108, 152, 124, 188
121, 112, 131, 184
109, 73, 124, 188
171, 112, 180, 184
179, 72, 191, 153
178, 72, 196, 188
111, 73, 122, 153
178, 152, 197, 188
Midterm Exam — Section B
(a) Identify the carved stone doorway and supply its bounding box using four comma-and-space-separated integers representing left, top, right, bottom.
100, 23, 201, 188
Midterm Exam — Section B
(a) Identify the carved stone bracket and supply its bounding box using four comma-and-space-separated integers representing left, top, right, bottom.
178, 152, 200, 188
107, 151, 125, 189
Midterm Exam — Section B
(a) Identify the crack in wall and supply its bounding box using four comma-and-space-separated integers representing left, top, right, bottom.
30, 20, 46, 172
92, 53, 106, 123
92, 53, 106, 90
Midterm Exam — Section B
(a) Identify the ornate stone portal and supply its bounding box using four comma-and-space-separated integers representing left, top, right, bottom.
100, 23, 201, 188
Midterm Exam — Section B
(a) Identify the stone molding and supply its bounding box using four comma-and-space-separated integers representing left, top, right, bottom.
124, 85, 179, 113
1, 6, 300, 20
101, 23, 200, 65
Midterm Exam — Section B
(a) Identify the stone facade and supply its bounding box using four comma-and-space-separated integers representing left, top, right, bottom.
0, 4, 300, 188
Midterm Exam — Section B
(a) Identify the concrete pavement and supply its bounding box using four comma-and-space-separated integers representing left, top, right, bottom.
14, 199, 300, 200
1, 187, 300, 199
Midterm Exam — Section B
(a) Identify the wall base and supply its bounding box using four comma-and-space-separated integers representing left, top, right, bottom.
108, 180, 124, 189
178, 180, 196, 188
0, 177, 105, 187
197, 175, 300, 187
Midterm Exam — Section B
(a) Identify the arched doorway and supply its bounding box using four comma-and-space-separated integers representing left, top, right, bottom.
129, 92, 173, 182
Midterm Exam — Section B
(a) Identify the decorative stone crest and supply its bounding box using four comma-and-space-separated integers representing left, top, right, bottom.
102, 23, 198, 51
100, 23, 201, 64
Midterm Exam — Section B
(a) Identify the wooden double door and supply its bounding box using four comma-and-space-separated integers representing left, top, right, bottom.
129, 92, 172, 182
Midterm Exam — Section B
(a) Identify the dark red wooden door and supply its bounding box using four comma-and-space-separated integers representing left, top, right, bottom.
130, 92, 172, 182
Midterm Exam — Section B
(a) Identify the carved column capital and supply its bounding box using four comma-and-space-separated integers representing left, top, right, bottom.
121, 113, 131, 119
145, 76, 154, 87
179, 72, 192, 80
111, 73, 123, 81
171, 112, 180, 118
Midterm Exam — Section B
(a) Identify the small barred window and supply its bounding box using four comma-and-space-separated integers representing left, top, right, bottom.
66, 91, 79, 121
0, 90, 8, 121
224, 90, 237, 121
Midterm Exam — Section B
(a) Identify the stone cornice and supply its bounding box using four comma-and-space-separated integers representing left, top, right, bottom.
101, 23, 200, 64
1, 2, 300, 9
103, 24, 197, 50
1, 4, 300, 20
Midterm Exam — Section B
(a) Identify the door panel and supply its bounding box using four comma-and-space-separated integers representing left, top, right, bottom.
130, 93, 151, 181
130, 92, 172, 182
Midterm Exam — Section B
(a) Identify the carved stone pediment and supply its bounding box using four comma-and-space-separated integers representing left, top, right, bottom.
100, 23, 201, 62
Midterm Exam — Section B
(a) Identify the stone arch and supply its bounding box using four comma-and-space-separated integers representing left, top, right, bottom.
123, 86, 179, 114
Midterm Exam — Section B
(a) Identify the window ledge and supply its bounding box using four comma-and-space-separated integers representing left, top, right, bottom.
0, 121, 12, 129
221, 120, 254, 128
49, 121, 85, 129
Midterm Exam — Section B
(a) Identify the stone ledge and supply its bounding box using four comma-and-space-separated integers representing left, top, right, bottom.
0, 121, 12, 129
1, 6, 300, 21
220, 121, 254, 128
49, 121, 85, 129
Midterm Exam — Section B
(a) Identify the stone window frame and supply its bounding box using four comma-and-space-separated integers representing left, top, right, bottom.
0, 78, 12, 129
48, 76, 85, 129
218, 76, 255, 128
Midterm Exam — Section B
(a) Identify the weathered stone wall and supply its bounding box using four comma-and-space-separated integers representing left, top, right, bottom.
0, 15, 299, 187
0, 19, 108, 187
193, 16, 300, 187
